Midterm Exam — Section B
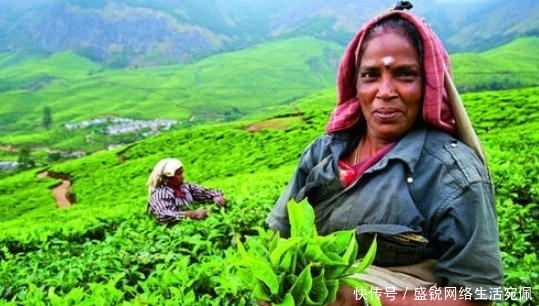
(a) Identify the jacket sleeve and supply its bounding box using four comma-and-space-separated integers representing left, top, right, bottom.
186, 183, 223, 202
433, 179, 504, 299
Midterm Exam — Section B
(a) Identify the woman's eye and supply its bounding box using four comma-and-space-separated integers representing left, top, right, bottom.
395, 69, 420, 78
359, 71, 379, 79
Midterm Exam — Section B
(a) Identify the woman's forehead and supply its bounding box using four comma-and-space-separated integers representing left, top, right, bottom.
360, 33, 419, 61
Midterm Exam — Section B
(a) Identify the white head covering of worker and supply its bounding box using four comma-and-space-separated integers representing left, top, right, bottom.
146, 158, 183, 199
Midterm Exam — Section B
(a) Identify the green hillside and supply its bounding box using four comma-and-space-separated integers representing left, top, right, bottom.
0, 36, 343, 165
0, 36, 341, 139
451, 37, 539, 91
0, 85, 538, 305
2, 36, 538, 163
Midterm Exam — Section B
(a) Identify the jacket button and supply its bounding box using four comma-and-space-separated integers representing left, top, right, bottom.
407, 177, 414, 184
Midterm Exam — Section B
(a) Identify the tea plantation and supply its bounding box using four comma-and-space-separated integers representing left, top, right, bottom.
1, 87, 538, 305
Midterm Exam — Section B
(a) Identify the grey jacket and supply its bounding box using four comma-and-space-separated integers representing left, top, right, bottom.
266, 127, 503, 296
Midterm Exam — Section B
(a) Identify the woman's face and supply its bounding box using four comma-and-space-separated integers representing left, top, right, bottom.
166, 167, 184, 187
356, 30, 423, 142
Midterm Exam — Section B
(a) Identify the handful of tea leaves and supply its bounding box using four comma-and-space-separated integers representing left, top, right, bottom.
234, 201, 379, 306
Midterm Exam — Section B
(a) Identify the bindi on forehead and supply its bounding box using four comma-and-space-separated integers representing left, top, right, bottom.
382, 56, 394, 68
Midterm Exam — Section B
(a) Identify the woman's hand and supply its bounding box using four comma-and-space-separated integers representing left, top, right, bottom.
187, 209, 209, 220
213, 196, 227, 207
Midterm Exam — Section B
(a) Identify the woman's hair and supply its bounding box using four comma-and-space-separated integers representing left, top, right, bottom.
357, 15, 424, 68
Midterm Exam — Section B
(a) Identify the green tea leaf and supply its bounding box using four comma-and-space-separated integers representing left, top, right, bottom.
321, 230, 355, 255
288, 201, 316, 238
304, 278, 339, 305
253, 279, 272, 302
351, 235, 377, 273
235, 236, 248, 256
324, 263, 350, 280
269, 230, 281, 251
308, 267, 329, 305
305, 243, 347, 266
275, 292, 296, 306
278, 246, 298, 272
341, 231, 359, 265
277, 272, 288, 297
324, 279, 340, 304
270, 237, 300, 268
286, 274, 298, 289
235, 200, 377, 305
237, 257, 280, 295
290, 263, 314, 305
294, 243, 308, 271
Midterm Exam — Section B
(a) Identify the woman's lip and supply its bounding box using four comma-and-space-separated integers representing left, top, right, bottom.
373, 110, 402, 120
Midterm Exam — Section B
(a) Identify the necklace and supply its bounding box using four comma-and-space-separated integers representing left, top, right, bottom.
351, 139, 363, 165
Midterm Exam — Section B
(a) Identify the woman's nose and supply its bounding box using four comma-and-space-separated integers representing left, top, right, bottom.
376, 77, 396, 99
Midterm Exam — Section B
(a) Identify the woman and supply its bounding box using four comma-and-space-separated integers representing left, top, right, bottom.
265, 4, 503, 306
146, 157, 226, 224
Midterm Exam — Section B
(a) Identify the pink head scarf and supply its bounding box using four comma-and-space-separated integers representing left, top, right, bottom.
326, 9, 456, 135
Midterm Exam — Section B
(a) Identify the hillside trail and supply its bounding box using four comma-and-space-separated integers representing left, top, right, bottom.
37, 171, 72, 208
32, 146, 129, 209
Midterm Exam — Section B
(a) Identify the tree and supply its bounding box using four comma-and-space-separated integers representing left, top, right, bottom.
17, 145, 35, 168
43, 106, 52, 130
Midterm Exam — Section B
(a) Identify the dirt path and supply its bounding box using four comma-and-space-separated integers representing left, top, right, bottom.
37, 171, 72, 208
34, 144, 132, 208
54, 180, 72, 208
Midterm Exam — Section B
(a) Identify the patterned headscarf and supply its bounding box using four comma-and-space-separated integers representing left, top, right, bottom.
326, 9, 455, 134
326, 8, 488, 168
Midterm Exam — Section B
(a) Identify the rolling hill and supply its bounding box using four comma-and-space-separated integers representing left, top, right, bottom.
0, 36, 343, 157
1, 36, 539, 165
451, 37, 539, 91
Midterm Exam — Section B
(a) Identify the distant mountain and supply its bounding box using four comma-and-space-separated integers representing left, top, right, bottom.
1, 0, 537, 67
445, 0, 539, 51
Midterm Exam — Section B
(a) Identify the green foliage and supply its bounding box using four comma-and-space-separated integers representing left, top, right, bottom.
451, 37, 539, 92
233, 201, 380, 306
0, 83, 538, 305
